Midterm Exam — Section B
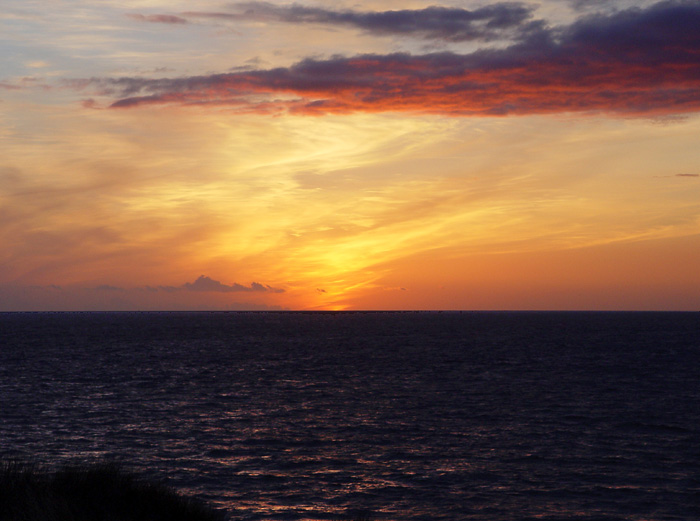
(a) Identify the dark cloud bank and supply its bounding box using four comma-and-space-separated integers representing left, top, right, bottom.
151, 275, 284, 294
11, 276, 284, 296
104, 1, 700, 117
179, 275, 284, 293
0, 276, 285, 311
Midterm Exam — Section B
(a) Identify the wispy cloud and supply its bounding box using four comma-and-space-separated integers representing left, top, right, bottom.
0, 281, 287, 311
183, 2, 540, 42
85, 1, 700, 118
126, 13, 188, 24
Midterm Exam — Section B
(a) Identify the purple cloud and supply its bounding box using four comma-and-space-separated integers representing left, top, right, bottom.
182, 275, 284, 293
77, 1, 700, 118
94, 285, 124, 291
184, 2, 540, 42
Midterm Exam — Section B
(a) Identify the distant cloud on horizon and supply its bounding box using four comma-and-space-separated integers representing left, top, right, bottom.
181, 275, 284, 293
0, 276, 286, 311
5, 276, 285, 296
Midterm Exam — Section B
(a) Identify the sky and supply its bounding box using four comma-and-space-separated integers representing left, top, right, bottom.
1, 0, 699, 311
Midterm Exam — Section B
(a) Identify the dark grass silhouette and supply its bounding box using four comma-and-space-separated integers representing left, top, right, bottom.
0, 461, 375, 521
0, 461, 225, 521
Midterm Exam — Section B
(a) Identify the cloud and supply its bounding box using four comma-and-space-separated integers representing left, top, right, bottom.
0, 283, 287, 311
567, 0, 618, 12
94, 285, 124, 291
182, 275, 284, 293
126, 13, 188, 24
86, 1, 700, 118
183, 2, 540, 42
25, 60, 50, 69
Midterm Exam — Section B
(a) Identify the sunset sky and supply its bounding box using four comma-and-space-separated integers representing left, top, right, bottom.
1, 0, 699, 310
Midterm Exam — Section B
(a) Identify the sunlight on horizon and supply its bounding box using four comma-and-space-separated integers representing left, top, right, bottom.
1, 0, 699, 310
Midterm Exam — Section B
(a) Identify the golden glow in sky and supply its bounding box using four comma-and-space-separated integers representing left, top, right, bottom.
1, 0, 699, 310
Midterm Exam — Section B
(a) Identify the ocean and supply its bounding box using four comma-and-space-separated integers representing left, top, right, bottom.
1, 311, 698, 520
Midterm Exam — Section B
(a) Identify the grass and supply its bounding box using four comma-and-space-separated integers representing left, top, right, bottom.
0, 460, 225, 521
0, 460, 377, 521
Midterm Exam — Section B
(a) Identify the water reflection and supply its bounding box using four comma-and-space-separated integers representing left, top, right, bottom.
1, 312, 699, 520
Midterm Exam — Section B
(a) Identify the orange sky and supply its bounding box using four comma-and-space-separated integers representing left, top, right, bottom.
1, 0, 699, 310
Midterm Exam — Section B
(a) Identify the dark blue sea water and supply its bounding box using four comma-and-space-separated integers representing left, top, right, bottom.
1, 311, 699, 520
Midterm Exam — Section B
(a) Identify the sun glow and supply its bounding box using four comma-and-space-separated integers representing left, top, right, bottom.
2, 0, 700, 310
